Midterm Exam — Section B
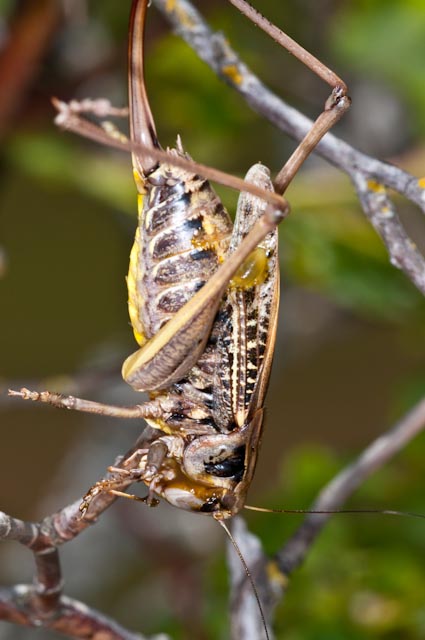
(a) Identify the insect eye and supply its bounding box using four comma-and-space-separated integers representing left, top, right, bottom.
204, 445, 245, 481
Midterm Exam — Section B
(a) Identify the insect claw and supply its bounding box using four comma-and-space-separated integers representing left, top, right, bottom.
264, 203, 289, 226
325, 86, 351, 112
146, 491, 160, 508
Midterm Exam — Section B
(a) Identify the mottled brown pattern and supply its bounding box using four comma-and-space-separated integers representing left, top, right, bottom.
122, 1, 280, 518
128, 151, 233, 342
129, 164, 279, 516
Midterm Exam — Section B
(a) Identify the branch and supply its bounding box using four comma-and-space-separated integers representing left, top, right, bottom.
226, 396, 425, 633
226, 517, 282, 640
0, 586, 164, 640
152, 0, 425, 295
352, 173, 425, 292
276, 395, 425, 577
0, 431, 170, 638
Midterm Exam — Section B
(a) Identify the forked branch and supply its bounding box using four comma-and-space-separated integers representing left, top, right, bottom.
276, 395, 425, 577
3, 2, 425, 639
0, 434, 169, 639
2, 397, 425, 639
152, 0, 425, 295
0, 587, 157, 640
230, 395, 425, 638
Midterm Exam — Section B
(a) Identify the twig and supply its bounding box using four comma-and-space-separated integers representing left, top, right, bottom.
276, 395, 425, 576
352, 172, 425, 293
152, 0, 425, 295
0, 586, 164, 640
226, 517, 282, 640
0, 432, 170, 638
226, 396, 425, 632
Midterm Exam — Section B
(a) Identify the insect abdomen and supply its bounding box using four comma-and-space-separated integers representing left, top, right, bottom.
127, 150, 233, 347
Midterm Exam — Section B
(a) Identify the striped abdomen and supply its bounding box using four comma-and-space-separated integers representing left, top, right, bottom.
127, 147, 233, 348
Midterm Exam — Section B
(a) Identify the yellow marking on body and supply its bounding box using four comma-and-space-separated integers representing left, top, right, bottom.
231, 247, 268, 289
190, 216, 229, 255
367, 179, 385, 193
202, 217, 216, 237
222, 64, 243, 85
418, 177, 425, 188
191, 237, 216, 251
166, 0, 176, 10
133, 169, 147, 194
137, 193, 144, 218
127, 228, 147, 347
145, 417, 173, 435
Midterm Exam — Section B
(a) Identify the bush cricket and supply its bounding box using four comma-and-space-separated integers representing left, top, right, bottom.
9, 0, 351, 637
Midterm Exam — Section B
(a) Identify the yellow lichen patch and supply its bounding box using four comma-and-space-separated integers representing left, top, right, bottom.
222, 64, 243, 86
367, 179, 385, 193
379, 206, 393, 218
231, 247, 268, 289
266, 560, 288, 588
165, 0, 196, 28
101, 121, 128, 144
418, 177, 425, 188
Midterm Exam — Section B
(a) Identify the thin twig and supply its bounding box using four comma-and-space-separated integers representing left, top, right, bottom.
0, 587, 164, 640
0, 432, 169, 637
276, 396, 425, 577
152, 0, 425, 295
352, 172, 425, 293
226, 517, 282, 640
227, 396, 425, 630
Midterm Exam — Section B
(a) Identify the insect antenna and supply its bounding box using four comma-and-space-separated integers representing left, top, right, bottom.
244, 504, 425, 520
216, 517, 271, 640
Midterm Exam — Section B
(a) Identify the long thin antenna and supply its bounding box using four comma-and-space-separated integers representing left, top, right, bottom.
245, 505, 425, 520
217, 518, 270, 640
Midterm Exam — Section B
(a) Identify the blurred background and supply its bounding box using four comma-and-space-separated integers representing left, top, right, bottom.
1, 0, 425, 638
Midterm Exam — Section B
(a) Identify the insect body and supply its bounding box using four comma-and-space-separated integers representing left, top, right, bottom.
117, 0, 279, 519
13, 0, 349, 522
9, 1, 350, 636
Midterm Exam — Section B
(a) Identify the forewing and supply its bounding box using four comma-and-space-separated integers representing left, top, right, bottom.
213, 164, 279, 431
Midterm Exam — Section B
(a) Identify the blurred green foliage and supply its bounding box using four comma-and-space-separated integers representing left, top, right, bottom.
3, 0, 425, 324
332, 1, 425, 134
1, 1, 425, 639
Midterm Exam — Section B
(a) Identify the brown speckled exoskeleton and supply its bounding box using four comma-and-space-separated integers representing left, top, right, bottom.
11, 0, 350, 604
12, 0, 349, 519
103, 0, 279, 520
